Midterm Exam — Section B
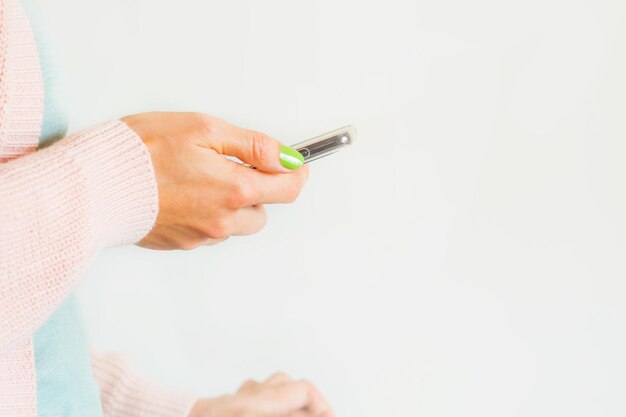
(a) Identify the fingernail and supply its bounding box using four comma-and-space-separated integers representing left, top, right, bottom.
279, 145, 304, 170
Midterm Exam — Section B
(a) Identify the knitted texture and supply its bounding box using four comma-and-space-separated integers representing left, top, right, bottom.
0, 340, 36, 417
0, 0, 199, 415
0, 0, 42, 162
0, 120, 159, 353
92, 352, 198, 417
0, 1, 42, 415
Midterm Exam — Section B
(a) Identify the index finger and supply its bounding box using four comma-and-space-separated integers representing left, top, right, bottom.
228, 160, 309, 205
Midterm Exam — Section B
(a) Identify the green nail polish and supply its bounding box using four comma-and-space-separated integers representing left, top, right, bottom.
279, 145, 304, 170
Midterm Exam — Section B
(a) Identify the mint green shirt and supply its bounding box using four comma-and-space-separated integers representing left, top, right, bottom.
20, 1, 105, 416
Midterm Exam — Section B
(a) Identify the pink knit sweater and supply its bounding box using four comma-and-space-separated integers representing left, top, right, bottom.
0, 0, 198, 415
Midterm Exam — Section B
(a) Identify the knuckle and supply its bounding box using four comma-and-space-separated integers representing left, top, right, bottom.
247, 130, 270, 162
197, 223, 231, 242
206, 217, 231, 240
228, 179, 255, 207
178, 240, 200, 251
243, 378, 256, 386
266, 371, 293, 385
191, 112, 209, 128
298, 379, 320, 405
295, 379, 317, 397
204, 236, 229, 246
239, 378, 258, 392
191, 113, 218, 137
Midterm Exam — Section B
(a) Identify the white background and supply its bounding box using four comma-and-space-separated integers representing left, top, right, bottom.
39, 0, 626, 416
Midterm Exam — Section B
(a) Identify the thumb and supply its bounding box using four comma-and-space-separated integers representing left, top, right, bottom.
219, 123, 304, 173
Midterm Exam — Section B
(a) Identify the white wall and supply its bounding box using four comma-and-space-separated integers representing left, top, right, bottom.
39, 0, 626, 416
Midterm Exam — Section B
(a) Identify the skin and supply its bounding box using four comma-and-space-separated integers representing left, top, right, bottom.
121, 113, 332, 416
189, 373, 335, 417
121, 112, 309, 250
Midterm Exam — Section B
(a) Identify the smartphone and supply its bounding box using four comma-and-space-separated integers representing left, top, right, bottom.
291, 125, 356, 163
231, 125, 356, 168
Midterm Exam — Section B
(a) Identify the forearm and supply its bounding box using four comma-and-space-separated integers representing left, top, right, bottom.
0, 120, 158, 353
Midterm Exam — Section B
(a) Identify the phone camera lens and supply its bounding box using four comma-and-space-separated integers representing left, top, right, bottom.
298, 147, 310, 159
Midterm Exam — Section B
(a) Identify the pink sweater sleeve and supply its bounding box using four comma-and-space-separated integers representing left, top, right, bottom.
0, 120, 200, 416
91, 351, 198, 417
0, 1, 201, 415
0, 120, 159, 353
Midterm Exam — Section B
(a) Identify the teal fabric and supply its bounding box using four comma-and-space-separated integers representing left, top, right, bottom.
33, 295, 104, 417
20, 1, 104, 416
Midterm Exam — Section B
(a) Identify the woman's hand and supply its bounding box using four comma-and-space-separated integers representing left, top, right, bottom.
121, 112, 308, 250
189, 373, 335, 417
